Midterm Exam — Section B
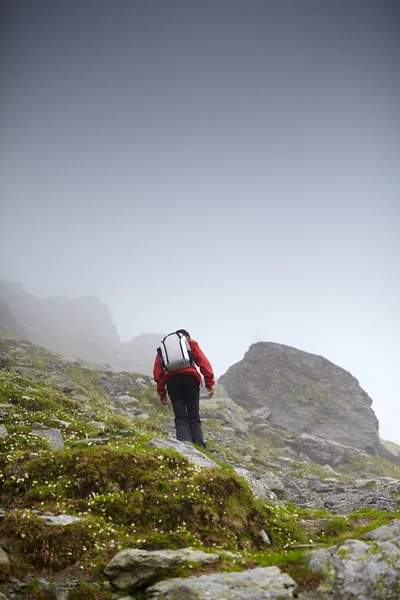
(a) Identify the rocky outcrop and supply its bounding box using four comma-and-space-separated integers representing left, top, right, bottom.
104, 548, 221, 591
148, 437, 222, 469
219, 342, 380, 453
306, 520, 400, 599
201, 397, 249, 435
145, 566, 296, 599
284, 433, 369, 467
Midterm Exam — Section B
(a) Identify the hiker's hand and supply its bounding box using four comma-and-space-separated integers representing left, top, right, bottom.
207, 386, 215, 398
159, 394, 168, 405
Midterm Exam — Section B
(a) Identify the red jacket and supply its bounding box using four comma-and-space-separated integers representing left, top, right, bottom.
153, 338, 215, 397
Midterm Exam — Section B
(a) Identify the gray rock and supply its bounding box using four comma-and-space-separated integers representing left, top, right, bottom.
219, 342, 380, 453
354, 478, 376, 489
30, 423, 64, 450
261, 529, 271, 545
362, 519, 400, 542
145, 566, 296, 599
104, 548, 220, 590
39, 514, 85, 526
135, 412, 150, 420
233, 467, 280, 503
322, 464, 339, 476
245, 405, 272, 422
201, 397, 249, 435
285, 433, 368, 467
258, 471, 286, 497
87, 420, 108, 432
0, 547, 10, 567
134, 377, 148, 388
115, 395, 140, 408
148, 437, 220, 469
52, 419, 72, 428
71, 437, 109, 447
0, 424, 9, 438
306, 520, 400, 599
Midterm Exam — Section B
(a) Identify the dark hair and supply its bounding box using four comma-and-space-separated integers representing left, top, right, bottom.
176, 329, 191, 338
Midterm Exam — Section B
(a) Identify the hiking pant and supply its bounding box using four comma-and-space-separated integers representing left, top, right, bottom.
166, 373, 205, 447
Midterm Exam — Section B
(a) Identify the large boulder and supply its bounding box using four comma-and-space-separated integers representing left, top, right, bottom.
145, 566, 296, 599
219, 342, 379, 453
104, 548, 220, 591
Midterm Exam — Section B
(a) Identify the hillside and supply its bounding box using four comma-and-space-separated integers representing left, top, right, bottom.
0, 331, 400, 599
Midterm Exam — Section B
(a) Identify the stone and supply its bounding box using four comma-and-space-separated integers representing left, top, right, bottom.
285, 433, 368, 467
0, 424, 8, 438
72, 437, 110, 447
148, 437, 220, 470
201, 397, 249, 435
104, 548, 220, 590
322, 464, 339, 475
145, 566, 296, 599
245, 405, 272, 422
306, 520, 400, 599
39, 514, 85, 526
115, 395, 139, 408
261, 529, 271, 544
0, 547, 10, 567
30, 423, 64, 450
52, 419, 72, 428
257, 471, 286, 498
233, 467, 280, 503
87, 420, 108, 432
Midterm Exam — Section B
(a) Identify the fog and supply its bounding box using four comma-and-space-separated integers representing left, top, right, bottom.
1, 2, 399, 442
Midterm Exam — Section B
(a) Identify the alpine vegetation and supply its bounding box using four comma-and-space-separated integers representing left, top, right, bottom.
0, 330, 400, 599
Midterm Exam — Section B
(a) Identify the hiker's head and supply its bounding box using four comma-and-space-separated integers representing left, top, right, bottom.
176, 329, 191, 339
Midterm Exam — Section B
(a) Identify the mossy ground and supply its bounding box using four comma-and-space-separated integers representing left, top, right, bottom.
1, 333, 399, 597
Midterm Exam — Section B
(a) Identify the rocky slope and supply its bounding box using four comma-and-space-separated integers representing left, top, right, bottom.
0, 331, 400, 599
219, 342, 381, 455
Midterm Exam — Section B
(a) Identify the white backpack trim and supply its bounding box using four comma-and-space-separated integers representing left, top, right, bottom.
157, 332, 194, 373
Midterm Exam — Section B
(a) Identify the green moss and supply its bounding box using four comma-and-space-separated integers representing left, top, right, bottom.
67, 581, 112, 600
323, 517, 350, 537
0, 510, 117, 572
25, 580, 58, 600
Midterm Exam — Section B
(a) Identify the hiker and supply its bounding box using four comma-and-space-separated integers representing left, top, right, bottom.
153, 329, 215, 448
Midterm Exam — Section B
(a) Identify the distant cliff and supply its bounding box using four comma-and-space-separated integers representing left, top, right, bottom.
0, 279, 119, 365
0, 300, 26, 338
0, 279, 163, 373
219, 341, 380, 453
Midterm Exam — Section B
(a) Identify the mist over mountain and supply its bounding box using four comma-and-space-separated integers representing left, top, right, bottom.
0, 279, 162, 374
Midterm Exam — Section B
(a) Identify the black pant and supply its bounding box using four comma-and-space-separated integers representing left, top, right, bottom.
166, 374, 205, 448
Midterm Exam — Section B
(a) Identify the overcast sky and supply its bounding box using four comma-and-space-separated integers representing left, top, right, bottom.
1, 1, 399, 442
